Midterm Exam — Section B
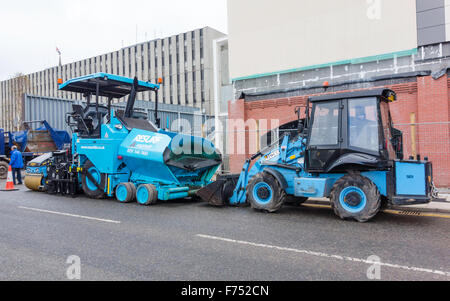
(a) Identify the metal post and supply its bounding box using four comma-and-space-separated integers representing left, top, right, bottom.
95, 79, 100, 124
410, 113, 417, 158
154, 89, 160, 128
108, 96, 113, 122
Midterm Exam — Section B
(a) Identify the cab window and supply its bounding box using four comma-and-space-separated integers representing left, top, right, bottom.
309, 101, 340, 146
348, 98, 379, 152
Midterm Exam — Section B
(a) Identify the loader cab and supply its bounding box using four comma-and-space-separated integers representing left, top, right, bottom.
305, 89, 401, 173
59, 73, 160, 138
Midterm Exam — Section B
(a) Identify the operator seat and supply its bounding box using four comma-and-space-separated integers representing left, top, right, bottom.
71, 104, 94, 136
70, 104, 108, 137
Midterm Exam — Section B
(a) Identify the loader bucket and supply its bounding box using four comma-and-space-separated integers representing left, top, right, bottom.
197, 174, 239, 206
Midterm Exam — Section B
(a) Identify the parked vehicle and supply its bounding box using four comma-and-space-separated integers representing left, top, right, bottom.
25, 73, 222, 205
0, 122, 71, 179
198, 89, 438, 222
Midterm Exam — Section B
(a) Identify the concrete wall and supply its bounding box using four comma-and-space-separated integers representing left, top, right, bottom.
232, 42, 450, 100
416, 0, 450, 45
417, 0, 446, 45
228, 0, 417, 81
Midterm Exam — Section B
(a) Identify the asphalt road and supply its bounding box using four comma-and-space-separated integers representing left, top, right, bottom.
0, 185, 449, 281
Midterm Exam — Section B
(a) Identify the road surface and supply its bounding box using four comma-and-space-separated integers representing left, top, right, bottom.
0, 186, 448, 281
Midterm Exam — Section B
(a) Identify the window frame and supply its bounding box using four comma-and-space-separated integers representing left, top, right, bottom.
307, 99, 342, 149
345, 97, 382, 157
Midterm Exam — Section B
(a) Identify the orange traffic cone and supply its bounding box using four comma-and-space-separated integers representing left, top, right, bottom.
1, 165, 19, 192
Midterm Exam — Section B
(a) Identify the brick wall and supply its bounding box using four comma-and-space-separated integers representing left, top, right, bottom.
228, 75, 450, 188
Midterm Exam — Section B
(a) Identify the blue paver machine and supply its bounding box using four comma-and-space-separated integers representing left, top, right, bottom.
25, 73, 222, 205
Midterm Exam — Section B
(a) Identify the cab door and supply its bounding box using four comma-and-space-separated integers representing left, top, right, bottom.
306, 100, 342, 172
346, 97, 381, 157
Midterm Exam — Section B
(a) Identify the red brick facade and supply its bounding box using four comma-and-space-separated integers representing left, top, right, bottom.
228, 75, 450, 187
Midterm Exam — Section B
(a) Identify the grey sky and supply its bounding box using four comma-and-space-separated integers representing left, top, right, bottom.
0, 0, 228, 81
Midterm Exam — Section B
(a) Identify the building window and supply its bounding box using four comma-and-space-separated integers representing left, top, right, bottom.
185, 72, 189, 103
148, 43, 152, 72
117, 52, 119, 75
122, 50, 125, 75
135, 46, 139, 74
142, 47, 145, 73
128, 48, 131, 75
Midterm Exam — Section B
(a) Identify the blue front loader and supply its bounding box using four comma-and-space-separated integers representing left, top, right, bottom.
197, 88, 437, 223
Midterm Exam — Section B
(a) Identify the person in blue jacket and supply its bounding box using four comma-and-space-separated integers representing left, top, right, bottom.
9, 146, 24, 185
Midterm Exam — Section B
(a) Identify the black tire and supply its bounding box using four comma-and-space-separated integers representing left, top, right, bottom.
247, 172, 286, 213
126, 183, 137, 201
115, 183, 136, 203
285, 196, 309, 206
136, 184, 158, 206
330, 174, 381, 223
81, 160, 106, 199
0, 161, 8, 179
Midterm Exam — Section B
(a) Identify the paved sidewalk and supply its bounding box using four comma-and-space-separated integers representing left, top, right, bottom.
308, 194, 450, 214
400, 194, 450, 213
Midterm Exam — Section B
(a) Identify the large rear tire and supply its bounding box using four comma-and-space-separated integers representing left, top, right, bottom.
247, 172, 286, 213
0, 161, 8, 179
81, 160, 106, 199
330, 174, 381, 223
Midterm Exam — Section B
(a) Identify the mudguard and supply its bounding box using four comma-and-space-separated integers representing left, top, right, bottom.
263, 167, 288, 190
